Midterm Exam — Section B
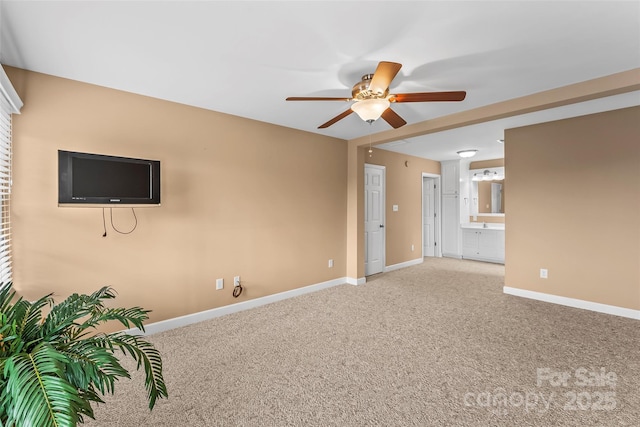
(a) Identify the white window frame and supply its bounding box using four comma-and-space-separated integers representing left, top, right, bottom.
0, 65, 23, 285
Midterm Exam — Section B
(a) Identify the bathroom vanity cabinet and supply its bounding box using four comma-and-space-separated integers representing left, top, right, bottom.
461, 226, 505, 264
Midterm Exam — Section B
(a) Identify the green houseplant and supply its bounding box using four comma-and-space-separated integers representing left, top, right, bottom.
0, 281, 167, 426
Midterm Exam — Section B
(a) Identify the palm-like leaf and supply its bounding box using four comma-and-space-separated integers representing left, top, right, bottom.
0, 282, 167, 426
61, 338, 129, 393
40, 288, 113, 342
0, 281, 16, 313
16, 295, 52, 345
2, 343, 91, 427
107, 333, 167, 409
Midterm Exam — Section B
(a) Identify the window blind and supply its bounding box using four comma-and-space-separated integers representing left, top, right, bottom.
0, 95, 12, 284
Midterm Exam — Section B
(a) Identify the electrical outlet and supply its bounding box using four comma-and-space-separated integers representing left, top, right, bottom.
216, 278, 223, 290
540, 269, 548, 279
234, 276, 241, 287
328, 259, 334, 268
411, 244, 414, 251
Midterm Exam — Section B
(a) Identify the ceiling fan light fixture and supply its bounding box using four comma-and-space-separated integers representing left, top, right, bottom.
287, 61, 466, 129
351, 98, 390, 122
457, 149, 478, 158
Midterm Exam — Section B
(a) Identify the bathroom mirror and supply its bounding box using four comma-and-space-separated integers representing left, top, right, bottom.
470, 167, 505, 216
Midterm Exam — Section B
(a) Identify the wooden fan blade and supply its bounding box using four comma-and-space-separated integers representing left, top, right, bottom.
381, 108, 407, 129
369, 61, 402, 95
286, 97, 352, 101
391, 91, 467, 103
318, 109, 354, 129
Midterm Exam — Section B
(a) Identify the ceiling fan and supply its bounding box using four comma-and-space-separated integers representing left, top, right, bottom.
286, 61, 466, 129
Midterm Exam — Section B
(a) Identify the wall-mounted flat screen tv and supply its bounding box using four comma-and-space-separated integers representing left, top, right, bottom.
58, 150, 160, 205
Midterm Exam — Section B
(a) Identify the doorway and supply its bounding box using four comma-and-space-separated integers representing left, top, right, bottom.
365, 164, 385, 276
423, 174, 441, 258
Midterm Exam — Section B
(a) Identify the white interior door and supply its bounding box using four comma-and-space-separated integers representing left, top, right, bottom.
423, 177, 436, 257
365, 165, 385, 276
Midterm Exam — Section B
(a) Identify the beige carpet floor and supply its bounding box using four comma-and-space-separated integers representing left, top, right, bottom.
85, 258, 639, 426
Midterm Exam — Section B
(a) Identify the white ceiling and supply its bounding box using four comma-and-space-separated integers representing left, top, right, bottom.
1, 1, 638, 161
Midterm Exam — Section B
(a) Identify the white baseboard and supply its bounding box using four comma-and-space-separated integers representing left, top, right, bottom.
347, 258, 423, 286
384, 257, 423, 272
126, 277, 348, 336
503, 286, 640, 320
346, 277, 366, 286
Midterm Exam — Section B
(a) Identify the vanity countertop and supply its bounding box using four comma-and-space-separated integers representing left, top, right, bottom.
461, 222, 505, 230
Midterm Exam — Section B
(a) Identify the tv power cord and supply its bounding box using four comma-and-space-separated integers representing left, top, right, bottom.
233, 280, 243, 298
102, 207, 138, 237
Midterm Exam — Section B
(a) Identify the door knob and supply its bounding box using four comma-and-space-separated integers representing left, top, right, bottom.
380, 224, 385, 228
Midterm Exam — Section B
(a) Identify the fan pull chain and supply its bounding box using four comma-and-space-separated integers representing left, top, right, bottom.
368, 122, 373, 157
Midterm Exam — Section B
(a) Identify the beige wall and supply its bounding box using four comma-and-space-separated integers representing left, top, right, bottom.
8, 66, 638, 325
505, 106, 640, 310
469, 159, 504, 169
345, 141, 364, 280
367, 148, 440, 267
7, 67, 348, 330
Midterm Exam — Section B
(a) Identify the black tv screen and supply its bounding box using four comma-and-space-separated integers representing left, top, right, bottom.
58, 150, 160, 205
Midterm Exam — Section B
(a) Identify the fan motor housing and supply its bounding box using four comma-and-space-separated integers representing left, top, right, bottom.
352, 74, 389, 100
